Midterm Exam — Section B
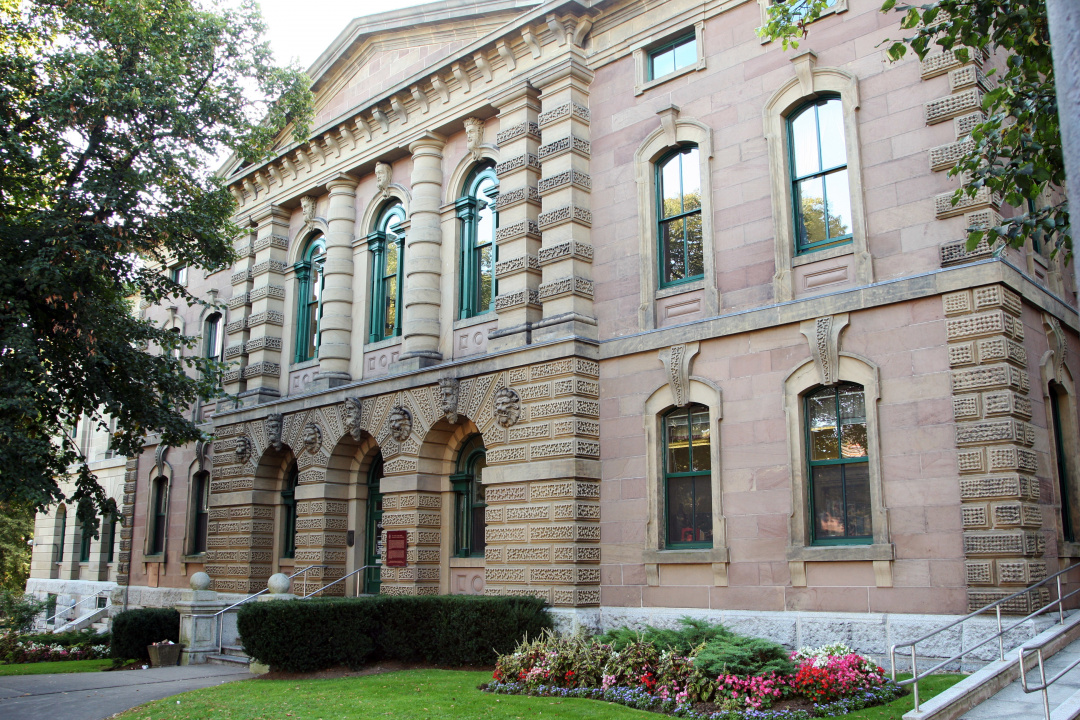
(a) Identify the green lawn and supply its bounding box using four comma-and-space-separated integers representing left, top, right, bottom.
0, 658, 114, 675
113, 669, 965, 720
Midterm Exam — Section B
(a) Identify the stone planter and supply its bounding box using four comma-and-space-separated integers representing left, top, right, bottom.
148, 643, 183, 667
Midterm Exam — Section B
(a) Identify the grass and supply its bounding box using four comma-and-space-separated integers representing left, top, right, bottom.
113, 668, 966, 720
0, 658, 114, 675
831, 673, 965, 719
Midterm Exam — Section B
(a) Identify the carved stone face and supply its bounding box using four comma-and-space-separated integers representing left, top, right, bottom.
439, 378, 459, 424
302, 423, 322, 453
265, 414, 283, 451
463, 117, 483, 158
387, 406, 412, 442
343, 398, 363, 440
493, 387, 521, 428
300, 196, 316, 223
374, 162, 391, 194
234, 435, 252, 463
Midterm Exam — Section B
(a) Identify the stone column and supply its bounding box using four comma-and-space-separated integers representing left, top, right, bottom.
532, 55, 597, 342
489, 82, 543, 352
223, 225, 257, 402
315, 174, 359, 389
239, 206, 290, 406
945, 284, 1046, 612
395, 132, 446, 370
116, 457, 138, 586
177, 572, 225, 665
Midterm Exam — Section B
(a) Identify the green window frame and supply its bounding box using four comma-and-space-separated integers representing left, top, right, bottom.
192, 471, 210, 554
364, 454, 384, 594
656, 145, 703, 288
368, 203, 406, 343
648, 33, 696, 80
282, 464, 298, 559
106, 513, 116, 564
79, 518, 93, 562
293, 236, 326, 363
663, 404, 713, 548
150, 476, 168, 555
805, 383, 871, 545
56, 507, 66, 564
788, 96, 853, 254
451, 434, 487, 558
204, 312, 223, 362
1050, 383, 1075, 542
457, 163, 498, 319
169, 265, 187, 285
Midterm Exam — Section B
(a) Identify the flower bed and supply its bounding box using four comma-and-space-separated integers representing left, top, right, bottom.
485, 630, 902, 719
0, 631, 110, 664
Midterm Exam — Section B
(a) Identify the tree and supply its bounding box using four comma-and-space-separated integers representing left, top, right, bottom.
0, 0, 313, 532
761, 0, 1071, 261
0, 503, 33, 592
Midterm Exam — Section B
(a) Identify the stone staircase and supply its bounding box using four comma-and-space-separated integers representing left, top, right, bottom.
53, 605, 110, 634
206, 645, 250, 667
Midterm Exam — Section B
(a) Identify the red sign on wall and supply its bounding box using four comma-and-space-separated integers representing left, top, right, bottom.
385, 530, 408, 568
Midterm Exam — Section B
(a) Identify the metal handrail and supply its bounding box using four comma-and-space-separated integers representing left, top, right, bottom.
890, 561, 1080, 712
191, 564, 331, 654
42, 592, 109, 628
299, 564, 379, 600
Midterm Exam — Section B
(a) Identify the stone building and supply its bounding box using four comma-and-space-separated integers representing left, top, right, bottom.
27, 0, 1080, 646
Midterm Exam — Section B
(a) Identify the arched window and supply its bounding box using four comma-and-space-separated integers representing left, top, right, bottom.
55, 505, 67, 564
457, 163, 498, 319
150, 476, 169, 555
294, 235, 326, 363
192, 471, 210, 554
169, 327, 182, 359
79, 517, 93, 562
663, 404, 712, 547
281, 464, 298, 559
788, 97, 852, 254
451, 435, 487, 558
106, 513, 117, 564
203, 312, 224, 362
368, 204, 406, 343
656, 145, 703, 287
805, 383, 870, 543
364, 454, 384, 594
1049, 382, 1077, 542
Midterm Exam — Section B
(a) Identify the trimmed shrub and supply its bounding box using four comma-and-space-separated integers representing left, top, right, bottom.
111, 608, 179, 661
237, 595, 551, 672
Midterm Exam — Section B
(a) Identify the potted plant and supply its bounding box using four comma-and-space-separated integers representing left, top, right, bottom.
147, 639, 182, 667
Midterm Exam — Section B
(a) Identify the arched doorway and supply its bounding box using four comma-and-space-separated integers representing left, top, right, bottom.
364, 452, 384, 594
450, 434, 486, 595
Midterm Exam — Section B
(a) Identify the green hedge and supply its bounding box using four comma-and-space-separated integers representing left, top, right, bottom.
237, 595, 551, 672
110, 608, 179, 661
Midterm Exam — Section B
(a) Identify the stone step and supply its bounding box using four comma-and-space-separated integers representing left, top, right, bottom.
207, 653, 249, 666
1050, 687, 1080, 720
221, 645, 247, 657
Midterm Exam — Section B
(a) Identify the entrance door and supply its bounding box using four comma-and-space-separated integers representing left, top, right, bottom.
363, 453, 384, 594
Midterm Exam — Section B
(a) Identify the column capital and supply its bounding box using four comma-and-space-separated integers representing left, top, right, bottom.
489, 79, 540, 112
251, 203, 291, 227
326, 172, 359, 192
408, 131, 447, 155
530, 53, 595, 92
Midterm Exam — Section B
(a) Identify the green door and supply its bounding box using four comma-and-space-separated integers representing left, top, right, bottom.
364, 454, 384, 594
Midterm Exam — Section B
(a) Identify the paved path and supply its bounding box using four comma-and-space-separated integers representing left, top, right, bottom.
0, 664, 252, 720
960, 635, 1080, 720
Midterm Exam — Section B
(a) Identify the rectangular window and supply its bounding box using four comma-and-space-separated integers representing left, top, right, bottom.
663, 405, 713, 548
649, 34, 696, 81
806, 383, 871, 544
170, 265, 187, 285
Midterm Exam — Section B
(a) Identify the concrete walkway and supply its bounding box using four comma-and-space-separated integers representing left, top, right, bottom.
0, 664, 252, 720
960, 635, 1080, 720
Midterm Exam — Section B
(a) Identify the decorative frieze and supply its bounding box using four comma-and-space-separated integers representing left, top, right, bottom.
538, 204, 592, 229
537, 102, 590, 127
538, 135, 590, 160
496, 121, 541, 145
495, 153, 541, 177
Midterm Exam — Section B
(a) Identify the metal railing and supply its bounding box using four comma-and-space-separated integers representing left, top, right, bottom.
41, 592, 110, 629
299, 564, 379, 600
1018, 598, 1080, 720
890, 562, 1080, 713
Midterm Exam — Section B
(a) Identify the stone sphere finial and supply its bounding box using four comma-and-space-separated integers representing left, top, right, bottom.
267, 573, 291, 595
190, 572, 212, 591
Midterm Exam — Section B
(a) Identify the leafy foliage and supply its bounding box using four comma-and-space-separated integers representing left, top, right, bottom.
0, 0, 313, 527
110, 607, 179, 660
0, 503, 34, 591
760, 0, 1070, 261
0, 590, 46, 633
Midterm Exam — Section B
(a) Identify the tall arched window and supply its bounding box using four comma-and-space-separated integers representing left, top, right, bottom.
368, 204, 406, 343
788, 97, 852, 254
203, 312, 224, 362
192, 471, 210, 554
106, 513, 117, 564
281, 464, 298, 559
79, 517, 93, 562
656, 145, 702, 287
451, 435, 487, 557
457, 163, 498, 319
294, 236, 326, 363
55, 505, 67, 565
1050, 382, 1077, 542
663, 404, 712, 547
364, 454, 384, 594
805, 383, 870, 543
150, 476, 169, 555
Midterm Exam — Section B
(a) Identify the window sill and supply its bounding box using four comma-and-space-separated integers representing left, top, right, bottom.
1061, 541, 1080, 558
143, 555, 165, 564
290, 358, 319, 372
636, 60, 706, 96
643, 547, 729, 564
450, 557, 485, 568
453, 313, 496, 331
787, 543, 894, 562
364, 336, 402, 352
792, 242, 853, 267
656, 278, 705, 300
182, 554, 206, 563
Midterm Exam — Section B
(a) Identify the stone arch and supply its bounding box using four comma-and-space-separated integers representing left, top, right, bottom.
444, 147, 499, 206
288, 224, 329, 267
359, 185, 411, 237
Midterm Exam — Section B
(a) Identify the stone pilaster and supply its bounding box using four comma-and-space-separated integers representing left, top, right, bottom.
378, 490, 443, 596
292, 493, 349, 596
489, 82, 543, 351
116, 457, 138, 585
532, 55, 597, 342
224, 225, 257, 401
315, 174, 359, 388
396, 133, 446, 369
239, 206, 289, 406
946, 284, 1046, 612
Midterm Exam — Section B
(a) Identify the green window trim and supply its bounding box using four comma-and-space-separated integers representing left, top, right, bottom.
56, 508, 66, 564
452, 435, 487, 558
656, 145, 704, 288
293, 236, 326, 363
662, 404, 713, 549
204, 313, 223, 362
647, 33, 696, 81
150, 476, 168, 555
457, 164, 498, 320
364, 454, 384, 594
805, 383, 872, 545
368, 203, 407, 343
282, 465, 298, 559
788, 96, 853, 255
1050, 384, 1074, 542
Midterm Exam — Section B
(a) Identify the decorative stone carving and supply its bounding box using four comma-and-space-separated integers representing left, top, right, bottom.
234, 436, 251, 464
387, 406, 413, 441
1046, 314, 1068, 380
494, 387, 522, 428
439, 378, 460, 424
463, 117, 485, 161
302, 423, 322, 454
374, 162, 392, 198
265, 413, 284, 452
343, 397, 364, 441
300, 196, 316, 224
800, 314, 850, 386
658, 342, 699, 407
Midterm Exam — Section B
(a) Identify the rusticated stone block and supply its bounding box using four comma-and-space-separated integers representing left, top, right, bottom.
973, 285, 1022, 317
962, 530, 1044, 556
983, 391, 1032, 419
966, 560, 993, 585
